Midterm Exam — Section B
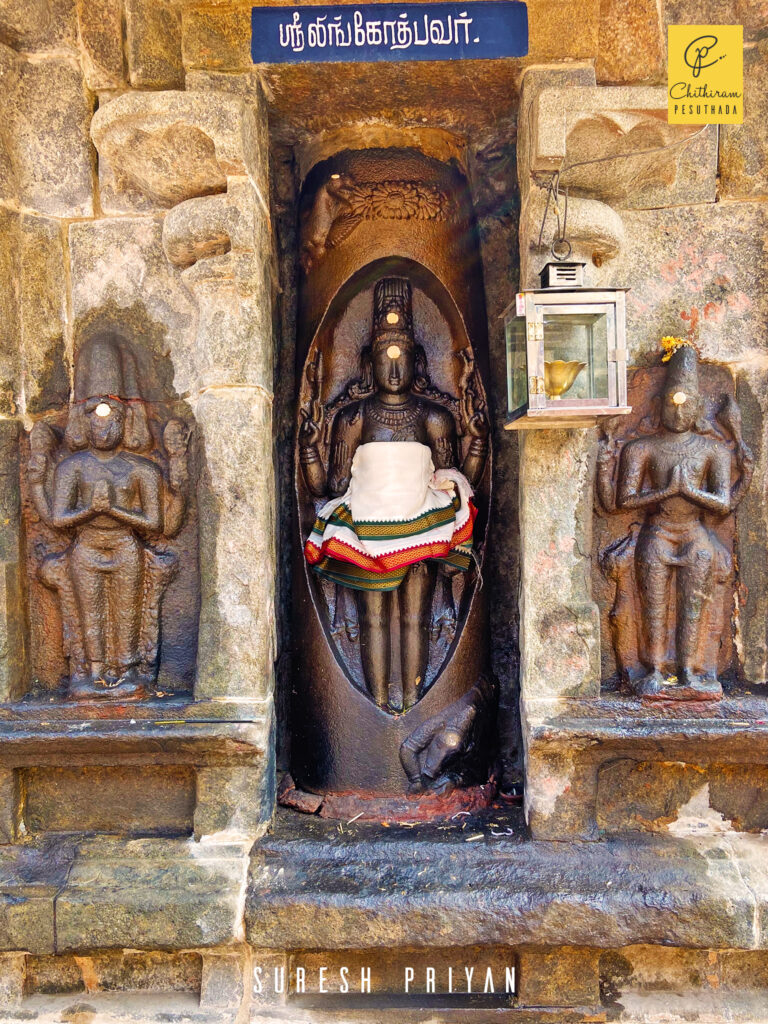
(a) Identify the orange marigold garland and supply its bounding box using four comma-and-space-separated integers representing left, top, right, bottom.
660, 336, 699, 362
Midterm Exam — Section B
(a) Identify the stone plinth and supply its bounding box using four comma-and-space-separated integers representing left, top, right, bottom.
246, 809, 759, 952
524, 695, 768, 840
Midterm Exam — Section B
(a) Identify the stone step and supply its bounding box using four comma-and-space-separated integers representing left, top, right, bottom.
246, 809, 765, 952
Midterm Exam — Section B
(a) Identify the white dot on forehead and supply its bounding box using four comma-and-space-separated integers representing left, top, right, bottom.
386, 312, 400, 325
95, 402, 112, 418
672, 391, 688, 406
386, 345, 401, 359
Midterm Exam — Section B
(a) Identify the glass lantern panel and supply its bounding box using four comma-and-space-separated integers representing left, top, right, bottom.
541, 308, 610, 403
505, 315, 528, 417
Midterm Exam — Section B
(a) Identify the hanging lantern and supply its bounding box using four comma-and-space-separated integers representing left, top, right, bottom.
503, 260, 631, 429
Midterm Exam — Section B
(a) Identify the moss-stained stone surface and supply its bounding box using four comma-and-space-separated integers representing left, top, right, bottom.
0, 44, 21, 206
0, 208, 20, 417
605, 202, 768, 363
595, 0, 665, 85
75, 0, 124, 92
518, 429, 600, 701
125, 0, 184, 89
195, 760, 275, 840
527, 0, 600, 59
518, 947, 600, 1007
665, 0, 768, 43
193, 387, 276, 701
181, 69, 272, 208
720, 40, 768, 202
0, 0, 78, 53
0, 421, 23, 704
181, 2, 252, 73
525, 695, 768, 839
22, 766, 196, 836
18, 215, 68, 415
91, 89, 264, 213
55, 838, 250, 953
10, 57, 94, 218
0, 840, 75, 955
163, 185, 274, 392
598, 760, 768, 834
68, 217, 197, 396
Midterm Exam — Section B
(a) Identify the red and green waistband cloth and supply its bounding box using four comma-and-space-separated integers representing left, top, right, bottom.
305, 490, 477, 592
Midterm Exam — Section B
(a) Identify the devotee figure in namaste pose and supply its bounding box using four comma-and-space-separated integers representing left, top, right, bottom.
608, 339, 753, 699
27, 331, 189, 701
299, 278, 488, 712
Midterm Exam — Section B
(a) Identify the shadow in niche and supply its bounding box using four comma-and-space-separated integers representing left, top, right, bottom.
272, 140, 526, 816
20, 302, 202, 702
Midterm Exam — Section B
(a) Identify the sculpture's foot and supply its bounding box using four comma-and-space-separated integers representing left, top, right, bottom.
385, 683, 403, 714
67, 669, 146, 702
629, 668, 666, 698
630, 668, 722, 702
674, 671, 723, 702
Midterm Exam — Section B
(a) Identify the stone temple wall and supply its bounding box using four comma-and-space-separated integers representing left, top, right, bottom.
0, 0, 765, 1020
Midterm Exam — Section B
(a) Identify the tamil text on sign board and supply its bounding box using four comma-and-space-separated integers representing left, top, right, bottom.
251, 1, 529, 64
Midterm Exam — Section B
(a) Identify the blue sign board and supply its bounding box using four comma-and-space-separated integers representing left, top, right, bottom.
251, 2, 529, 64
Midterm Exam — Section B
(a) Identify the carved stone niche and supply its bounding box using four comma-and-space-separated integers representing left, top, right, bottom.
22, 329, 199, 702
594, 344, 753, 702
284, 148, 496, 820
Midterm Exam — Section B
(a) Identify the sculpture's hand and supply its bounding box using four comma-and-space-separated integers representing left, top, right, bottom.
91, 479, 112, 513
28, 422, 56, 485
665, 463, 683, 497
464, 406, 489, 440
27, 452, 48, 486
298, 407, 322, 449
163, 419, 190, 459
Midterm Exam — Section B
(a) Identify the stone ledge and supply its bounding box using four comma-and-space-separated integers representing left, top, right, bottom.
56, 838, 250, 953
526, 694, 768, 757
245, 809, 759, 952
0, 840, 74, 955
523, 694, 768, 841
0, 837, 252, 956
0, 697, 268, 763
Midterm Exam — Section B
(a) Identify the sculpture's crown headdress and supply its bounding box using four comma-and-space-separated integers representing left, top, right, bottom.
662, 338, 699, 395
372, 277, 414, 341
74, 331, 142, 403
67, 331, 150, 451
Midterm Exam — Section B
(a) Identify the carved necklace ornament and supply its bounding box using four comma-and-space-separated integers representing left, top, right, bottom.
365, 397, 422, 431
597, 338, 754, 702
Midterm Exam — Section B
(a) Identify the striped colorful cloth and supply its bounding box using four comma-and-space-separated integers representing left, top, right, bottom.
304, 442, 476, 591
